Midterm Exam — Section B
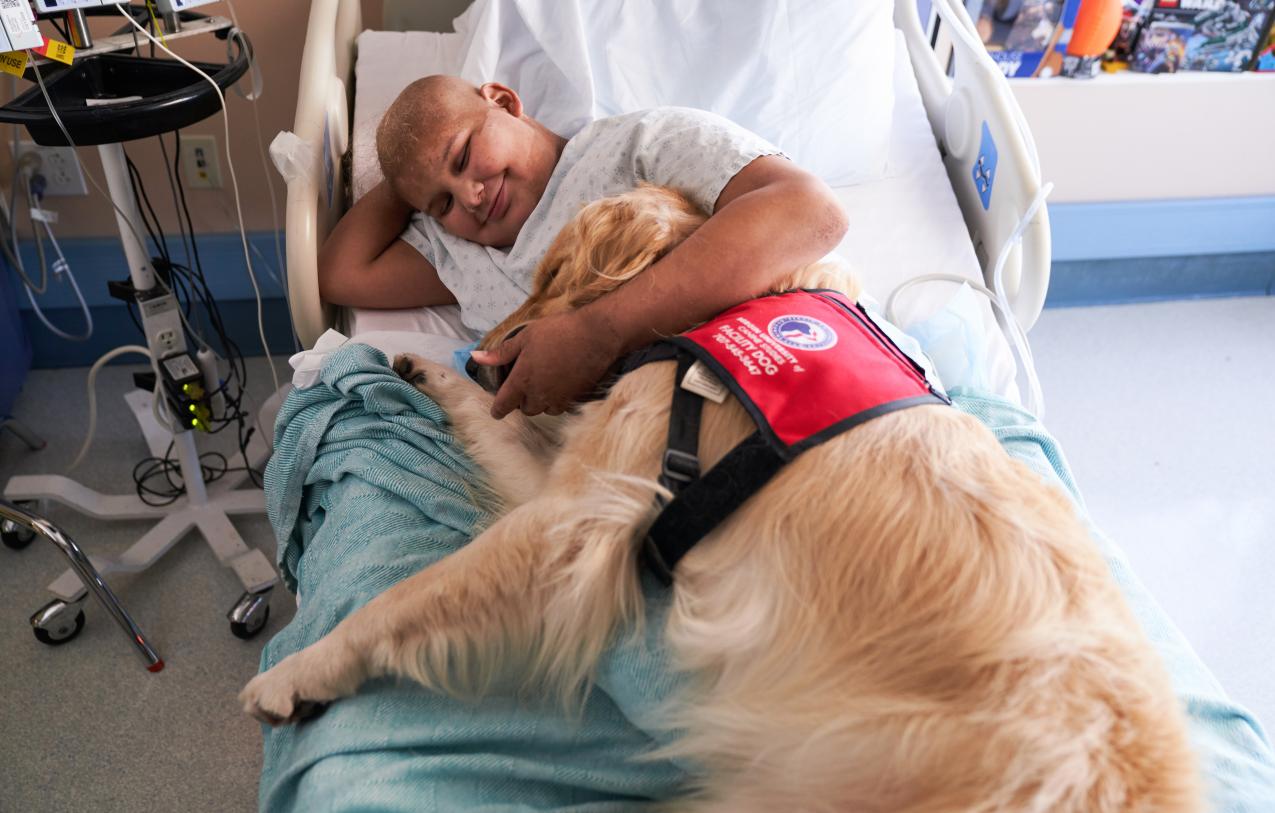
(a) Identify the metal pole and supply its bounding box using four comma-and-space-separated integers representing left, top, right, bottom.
65, 10, 92, 49
96, 142, 211, 514
96, 143, 156, 292
0, 499, 164, 672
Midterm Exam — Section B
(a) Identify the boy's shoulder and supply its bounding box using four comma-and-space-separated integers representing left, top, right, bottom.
572, 106, 742, 143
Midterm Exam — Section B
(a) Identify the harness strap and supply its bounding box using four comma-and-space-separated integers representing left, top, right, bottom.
642, 430, 786, 586
658, 353, 704, 493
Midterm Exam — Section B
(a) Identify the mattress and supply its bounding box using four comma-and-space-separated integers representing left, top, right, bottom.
341, 28, 1015, 399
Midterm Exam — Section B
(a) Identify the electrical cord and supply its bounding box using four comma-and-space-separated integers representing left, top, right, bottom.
25, 55, 213, 356
114, 4, 280, 393
130, 158, 263, 489
885, 182, 1054, 418
68, 344, 153, 471
19, 24, 266, 496
21, 174, 93, 341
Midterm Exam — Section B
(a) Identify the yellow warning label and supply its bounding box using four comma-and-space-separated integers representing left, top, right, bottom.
37, 38, 74, 66
0, 50, 26, 77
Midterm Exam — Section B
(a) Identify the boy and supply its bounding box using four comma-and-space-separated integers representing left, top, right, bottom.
318, 75, 848, 418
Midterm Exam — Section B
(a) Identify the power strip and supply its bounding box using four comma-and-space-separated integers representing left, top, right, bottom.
136, 290, 188, 360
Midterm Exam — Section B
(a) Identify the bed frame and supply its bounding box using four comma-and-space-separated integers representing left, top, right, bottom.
283, 0, 1051, 349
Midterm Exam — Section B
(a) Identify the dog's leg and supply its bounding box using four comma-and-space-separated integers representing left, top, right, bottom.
394, 353, 554, 509
240, 495, 566, 725
239, 478, 648, 725
240, 366, 675, 726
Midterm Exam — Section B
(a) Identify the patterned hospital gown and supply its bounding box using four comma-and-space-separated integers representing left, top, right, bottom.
399, 107, 784, 332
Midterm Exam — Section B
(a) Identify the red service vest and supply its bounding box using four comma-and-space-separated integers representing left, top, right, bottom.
626, 289, 948, 583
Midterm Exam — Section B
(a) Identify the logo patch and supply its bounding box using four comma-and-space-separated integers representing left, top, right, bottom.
767, 315, 837, 351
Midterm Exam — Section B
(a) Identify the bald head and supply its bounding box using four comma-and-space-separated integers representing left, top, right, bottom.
376, 75, 487, 192
371, 76, 567, 248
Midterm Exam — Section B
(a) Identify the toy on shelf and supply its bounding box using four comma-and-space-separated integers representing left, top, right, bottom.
1065, 0, 1125, 75
974, 0, 1123, 77
1130, 0, 1275, 73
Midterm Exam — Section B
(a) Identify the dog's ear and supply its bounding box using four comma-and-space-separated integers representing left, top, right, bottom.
568, 187, 706, 306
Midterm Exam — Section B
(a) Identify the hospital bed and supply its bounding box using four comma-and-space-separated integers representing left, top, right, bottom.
282, 0, 1048, 386
257, 0, 1275, 809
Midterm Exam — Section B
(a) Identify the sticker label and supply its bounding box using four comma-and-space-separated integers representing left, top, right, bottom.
35, 37, 75, 65
681, 360, 728, 404
0, 50, 26, 77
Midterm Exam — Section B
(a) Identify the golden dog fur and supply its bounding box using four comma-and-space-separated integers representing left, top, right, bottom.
242, 186, 1202, 812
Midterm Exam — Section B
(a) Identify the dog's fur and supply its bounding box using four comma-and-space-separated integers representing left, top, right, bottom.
242, 186, 1202, 812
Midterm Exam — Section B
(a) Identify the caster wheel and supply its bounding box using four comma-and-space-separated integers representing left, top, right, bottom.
31, 600, 86, 646
228, 590, 271, 640
2, 518, 37, 550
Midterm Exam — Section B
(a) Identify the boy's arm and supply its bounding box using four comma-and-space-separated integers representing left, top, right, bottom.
318, 180, 458, 309
474, 155, 847, 417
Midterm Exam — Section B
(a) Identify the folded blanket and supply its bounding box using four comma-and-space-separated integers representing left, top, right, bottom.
258, 345, 1275, 812
259, 344, 686, 812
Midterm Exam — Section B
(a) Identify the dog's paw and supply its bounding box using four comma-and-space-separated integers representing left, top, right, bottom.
393, 353, 429, 387
393, 354, 463, 402
239, 651, 341, 727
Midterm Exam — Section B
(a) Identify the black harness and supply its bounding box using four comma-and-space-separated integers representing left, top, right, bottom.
622, 290, 949, 585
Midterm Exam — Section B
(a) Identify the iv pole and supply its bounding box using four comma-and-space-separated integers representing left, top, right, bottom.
0, 6, 277, 665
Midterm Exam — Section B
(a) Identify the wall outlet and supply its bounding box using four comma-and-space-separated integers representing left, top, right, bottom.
13, 141, 87, 197
156, 328, 180, 354
180, 134, 222, 189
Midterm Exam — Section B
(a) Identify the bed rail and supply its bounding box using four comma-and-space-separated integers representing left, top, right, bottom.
896, 0, 1052, 330
286, 0, 360, 347
283, 0, 1052, 347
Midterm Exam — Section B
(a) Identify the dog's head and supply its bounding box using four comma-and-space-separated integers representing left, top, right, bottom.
468, 185, 707, 391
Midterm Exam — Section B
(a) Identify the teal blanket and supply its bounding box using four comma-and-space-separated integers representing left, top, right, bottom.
259, 345, 1275, 812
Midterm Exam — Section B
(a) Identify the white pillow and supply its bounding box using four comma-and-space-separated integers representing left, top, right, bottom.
452, 0, 896, 186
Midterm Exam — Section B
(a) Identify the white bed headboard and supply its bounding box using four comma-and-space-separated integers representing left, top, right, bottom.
284, 0, 1051, 348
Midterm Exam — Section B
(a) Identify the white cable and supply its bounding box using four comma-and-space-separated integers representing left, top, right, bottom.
68, 344, 152, 471
222, 1, 286, 294
885, 182, 1053, 418
113, 5, 280, 392
26, 58, 218, 351
19, 175, 94, 341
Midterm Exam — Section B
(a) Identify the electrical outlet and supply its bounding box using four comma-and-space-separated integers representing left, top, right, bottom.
180, 134, 222, 189
13, 141, 87, 197
156, 329, 180, 353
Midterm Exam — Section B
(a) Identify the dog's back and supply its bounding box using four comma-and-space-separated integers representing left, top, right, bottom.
636, 390, 1202, 812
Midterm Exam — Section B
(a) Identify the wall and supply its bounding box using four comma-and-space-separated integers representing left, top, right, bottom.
3, 0, 382, 237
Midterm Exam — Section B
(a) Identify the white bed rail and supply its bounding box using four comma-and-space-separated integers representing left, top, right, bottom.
285, 0, 361, 347
283, 0, 1052, 347
896, 0, 1052, 331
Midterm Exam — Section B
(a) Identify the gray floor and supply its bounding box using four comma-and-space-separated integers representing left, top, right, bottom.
0, 356, 294, 813
0, 297, 1272, 811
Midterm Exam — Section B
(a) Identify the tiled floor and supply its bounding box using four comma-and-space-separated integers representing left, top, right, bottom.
1028, 295, 1275, 733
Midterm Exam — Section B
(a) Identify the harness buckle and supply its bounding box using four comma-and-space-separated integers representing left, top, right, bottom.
660, 448, 700, 486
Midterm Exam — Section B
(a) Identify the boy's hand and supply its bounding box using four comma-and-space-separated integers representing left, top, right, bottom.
470, 310, 623, 418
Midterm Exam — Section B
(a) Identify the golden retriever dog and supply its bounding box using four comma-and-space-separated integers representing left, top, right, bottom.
242, 186, 1201, 812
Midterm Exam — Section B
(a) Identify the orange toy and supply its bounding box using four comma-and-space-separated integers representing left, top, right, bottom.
1068, 0, 1124, 57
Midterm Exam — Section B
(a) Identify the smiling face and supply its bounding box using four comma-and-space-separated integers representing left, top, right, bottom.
377, 77, 564, 249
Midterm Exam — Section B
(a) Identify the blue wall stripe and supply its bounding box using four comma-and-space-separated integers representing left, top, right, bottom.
14, 230, 287, 310
21, 298, 297, 369
1049, 196, 1275, 262
9, 192, 1275, 369
1046, 252, 1275, 308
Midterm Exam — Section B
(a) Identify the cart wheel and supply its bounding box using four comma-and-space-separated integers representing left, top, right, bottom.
2, 518, 37, 550
228, 590, 271, 640
31, 600, 86, 646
